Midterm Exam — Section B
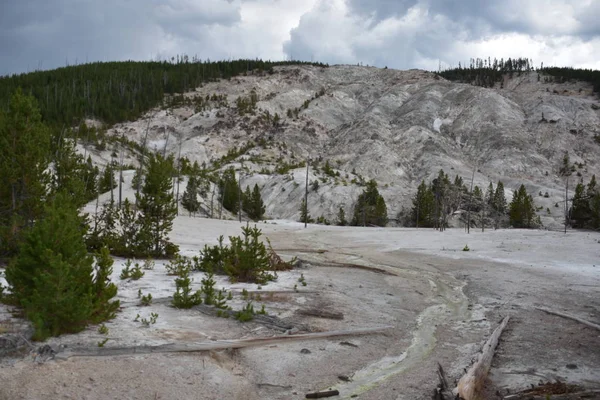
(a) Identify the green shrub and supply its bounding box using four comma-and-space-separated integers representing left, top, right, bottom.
166, 254, 193, 276
201, 272, 216, 305
5, 195, 118, 341
223, 225, 274, 283
140, 293, 153, 306
172, 266, 202, 309
235, 302, 255, 322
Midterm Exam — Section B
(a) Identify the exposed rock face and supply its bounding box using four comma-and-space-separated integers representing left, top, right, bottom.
94, 65, 600, 228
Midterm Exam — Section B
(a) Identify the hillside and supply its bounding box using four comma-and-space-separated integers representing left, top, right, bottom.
77, 64, 600, 228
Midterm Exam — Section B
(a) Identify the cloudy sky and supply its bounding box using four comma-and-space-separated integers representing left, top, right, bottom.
1, 0, 599, 76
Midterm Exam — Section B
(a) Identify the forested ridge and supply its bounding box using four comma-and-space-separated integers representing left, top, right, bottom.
438, 57, 600, 96
0, 59, 328, 127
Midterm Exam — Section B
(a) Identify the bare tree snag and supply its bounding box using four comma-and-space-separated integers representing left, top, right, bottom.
536, 308, 600, 331
455, 316, 510, 400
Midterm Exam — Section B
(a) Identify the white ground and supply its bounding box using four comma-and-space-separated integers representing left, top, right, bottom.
1, 213, 599, 399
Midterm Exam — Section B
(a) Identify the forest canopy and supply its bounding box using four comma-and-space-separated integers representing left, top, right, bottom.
0, 58, 328, 128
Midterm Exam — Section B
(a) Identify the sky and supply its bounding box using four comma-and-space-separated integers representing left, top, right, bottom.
1, 0, 599, 76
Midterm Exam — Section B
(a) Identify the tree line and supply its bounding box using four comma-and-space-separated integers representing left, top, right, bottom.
438, 57, 600, 98
0, 59, 328, 128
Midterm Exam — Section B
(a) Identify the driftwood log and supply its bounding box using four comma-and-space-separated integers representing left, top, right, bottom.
305, 389, 340, 398
455, 316, 510, 400
297, 309, 344, 320
55, 326, 392, 360
536, 308, 600, 331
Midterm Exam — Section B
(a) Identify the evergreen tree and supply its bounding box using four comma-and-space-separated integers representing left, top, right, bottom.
219, 167, 240, 214
91, 246, 120, 323
181, 175, 200, 216
136, 153, 178, 256
246, 184, 265, 221
411, 180, 435, 227
493, 181, 507, 213
472, 185, 483, 205
299, 199, 313, 223
485, 182, 495, 207
336, 206, 347, 226
0, 89, 51, 256
5, 194, 96, 340
52, 140, 99, 206
351, 179, 388, 227
570, 176, 600, 229
98, 165, 117, 194
509, 184, 537, 228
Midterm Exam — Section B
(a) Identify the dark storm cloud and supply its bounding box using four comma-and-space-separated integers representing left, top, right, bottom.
0, 0, 242, 76
1, 0, 599, 76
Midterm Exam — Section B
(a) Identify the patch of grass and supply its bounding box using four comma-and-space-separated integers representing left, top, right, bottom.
97, 324, 109, 335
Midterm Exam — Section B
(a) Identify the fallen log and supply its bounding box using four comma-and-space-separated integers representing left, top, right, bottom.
55, 326, 392, 360
297, 309, 344, 320
305, 389, 340, 398
455, 316, 510, 400
536, 308, 600, 331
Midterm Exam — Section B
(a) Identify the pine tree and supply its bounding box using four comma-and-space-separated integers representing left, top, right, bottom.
336, 206, 347, 226
485, 182, 495, 207
411, 180, 435, 227
52, 139, 99, 206
98, 165, 117, 194
351, 179, 388, 227
136, 153, 178, 256
299, 199, 313, 223
0, 89, 51, 256
91, 246, 120, 323
181, 175, 200, 216
509, 184, 537, 228
246, 184, 265, 221
219, 167, 240, 214
5, 194, 95, 340
493, 182, 507, 212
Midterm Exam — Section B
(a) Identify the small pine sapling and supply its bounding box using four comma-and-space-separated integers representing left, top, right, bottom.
97, 324, 109, 335
235, 302, 255, 322
227, 291, 233, 300
201, 272, 217, 305
214, 290, 228, 310
140, 312, 158, 326
172, 266, 202, 309
257, 305, 267, 315
129, 262, 145, 280
298, 274, 307, 286
142, 258, 155, 270
120, 259, 133, 280
134, 313, 140, 322
140, 293, 153, 306
97, 338, 109, 347
463, 245, 470, 252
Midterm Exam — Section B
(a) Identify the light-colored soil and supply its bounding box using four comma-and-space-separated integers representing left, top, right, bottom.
1, 219, 599, 399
